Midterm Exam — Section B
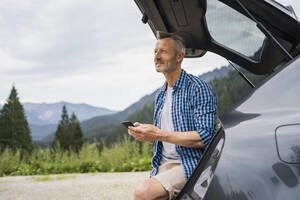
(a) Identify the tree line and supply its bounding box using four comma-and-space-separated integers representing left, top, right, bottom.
0, 67, 267, 176
0, 68, 266, 154
0, 86, 151, 176
0, 86, 84, 154
83, 68, 266, 146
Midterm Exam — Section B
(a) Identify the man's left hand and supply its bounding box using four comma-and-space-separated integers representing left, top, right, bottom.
128, 122, 162, 143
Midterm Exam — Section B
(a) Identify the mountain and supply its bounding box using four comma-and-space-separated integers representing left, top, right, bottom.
26, 102, 117, 141
80, 91, 157, 131
1, 66, 231, 144
41, 91, 157, 144
0, 102, 117, 141
23, 101, 117, 125
29, 124, 57, 141
41, 65, 232, 145
1, 65, 230, 144
83, 102, 155, 146
198, 65, 232, 82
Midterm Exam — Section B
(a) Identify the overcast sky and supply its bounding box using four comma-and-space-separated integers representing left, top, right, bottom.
0, 0, 299, 111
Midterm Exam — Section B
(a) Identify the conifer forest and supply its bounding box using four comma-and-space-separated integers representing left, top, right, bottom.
0, 68, 265, 176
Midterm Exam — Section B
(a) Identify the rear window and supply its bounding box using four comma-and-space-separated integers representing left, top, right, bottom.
205, 0, 266, 61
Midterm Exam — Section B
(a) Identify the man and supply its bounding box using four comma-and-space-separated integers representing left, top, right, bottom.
128, 31, 217, 200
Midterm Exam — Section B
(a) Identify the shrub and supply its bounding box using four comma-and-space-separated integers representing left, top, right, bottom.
0, 137, 152, 177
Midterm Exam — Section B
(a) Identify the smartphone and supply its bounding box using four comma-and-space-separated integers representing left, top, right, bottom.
121, 121, 135, 128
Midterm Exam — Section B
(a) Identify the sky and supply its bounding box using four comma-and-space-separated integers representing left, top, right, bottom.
0, 0, 299, 111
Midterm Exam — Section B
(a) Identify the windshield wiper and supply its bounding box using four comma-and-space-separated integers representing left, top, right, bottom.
227, 59, 255, 88
234, 0, 293, 60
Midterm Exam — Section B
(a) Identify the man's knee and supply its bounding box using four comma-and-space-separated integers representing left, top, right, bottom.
135, 181, 151, 200
134, 178, 168, 200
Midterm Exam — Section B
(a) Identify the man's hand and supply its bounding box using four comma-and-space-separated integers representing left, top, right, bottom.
128, 122, 204, 148
128, 122, 162, 143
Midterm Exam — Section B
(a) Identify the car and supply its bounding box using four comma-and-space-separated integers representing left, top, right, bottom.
133, 0, 300, 199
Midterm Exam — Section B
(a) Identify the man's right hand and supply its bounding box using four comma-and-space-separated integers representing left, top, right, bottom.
128, 122, 154, 144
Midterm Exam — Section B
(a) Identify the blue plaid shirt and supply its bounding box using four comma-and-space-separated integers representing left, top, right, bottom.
150, 69, 217, 180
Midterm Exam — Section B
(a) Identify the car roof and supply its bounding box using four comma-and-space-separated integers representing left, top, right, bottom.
134, 0, 300, 75
265, 0, 299, 20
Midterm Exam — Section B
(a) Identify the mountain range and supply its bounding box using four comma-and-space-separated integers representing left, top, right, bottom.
0, 102, 117, 140
23, 101, 117, 125
40, 90, 157, 144
40, 65, 232, 144
0, 66, 232, 143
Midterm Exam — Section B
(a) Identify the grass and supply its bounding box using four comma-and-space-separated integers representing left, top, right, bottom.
111, 183, 131, 190
0, 180, 10, 184
32, 176, 54, 181
97, 182, 133, 192
32, 175, 76, 182
0, 136, 152, 177
56, 175, 76, 180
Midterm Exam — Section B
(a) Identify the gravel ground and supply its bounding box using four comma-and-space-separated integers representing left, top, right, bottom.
0, 172, 149, 200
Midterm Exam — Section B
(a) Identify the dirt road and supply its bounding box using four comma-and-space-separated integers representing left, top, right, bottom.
0, 172, 149, 200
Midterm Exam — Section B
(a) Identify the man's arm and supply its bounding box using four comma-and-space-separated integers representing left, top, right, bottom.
192, 83, 217, 148
128, 81, 217, 149
128, 123, 204, 148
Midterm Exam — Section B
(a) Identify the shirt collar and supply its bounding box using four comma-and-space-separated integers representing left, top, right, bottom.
159, 69, 187, 93
173, 69, 186, 90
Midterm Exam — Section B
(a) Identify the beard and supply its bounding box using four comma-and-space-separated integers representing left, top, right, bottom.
155, 60, 177, 73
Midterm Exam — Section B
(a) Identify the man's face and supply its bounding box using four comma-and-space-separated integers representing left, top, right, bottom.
154, 38, 178, 73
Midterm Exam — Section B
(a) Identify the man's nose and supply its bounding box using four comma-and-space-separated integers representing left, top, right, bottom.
154, 51, 161, 60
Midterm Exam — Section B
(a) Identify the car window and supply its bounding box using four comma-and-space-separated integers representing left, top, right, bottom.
206, 0, 266, 61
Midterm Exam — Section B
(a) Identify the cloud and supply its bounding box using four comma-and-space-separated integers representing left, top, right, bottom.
0, 0, 152, 73
0, 0, 234, 110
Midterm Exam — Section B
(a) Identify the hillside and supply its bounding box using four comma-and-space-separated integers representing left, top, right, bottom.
80, 91, 157, 131
81, 66, 266, 146
80, 66, 231, 133
24, 102, 117, 125
40, 91, 157, 144
0, 102, 117, 141
39, 66, 232, 145
29, 124, 57, 141
198, 65, 231, 82
83, 102, 155, 145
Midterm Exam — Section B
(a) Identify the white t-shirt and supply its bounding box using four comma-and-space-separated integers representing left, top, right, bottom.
160, 86, 180, 164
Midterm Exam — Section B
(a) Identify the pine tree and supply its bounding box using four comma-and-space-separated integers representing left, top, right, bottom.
70, 113, 83, 153
52, 106, 83, 152
52, 105, 70, 150
0, 86, 33, 153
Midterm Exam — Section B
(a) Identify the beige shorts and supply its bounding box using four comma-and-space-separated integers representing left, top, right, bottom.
153, 160, 187, 200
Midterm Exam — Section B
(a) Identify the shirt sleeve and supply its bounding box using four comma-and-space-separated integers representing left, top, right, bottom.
192, 82, 217, 148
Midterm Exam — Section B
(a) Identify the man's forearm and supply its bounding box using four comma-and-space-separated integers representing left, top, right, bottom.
128, 123, 205, 148
157, 130, 204, 148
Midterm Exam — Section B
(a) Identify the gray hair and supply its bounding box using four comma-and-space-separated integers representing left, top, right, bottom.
156, 31, 185, 54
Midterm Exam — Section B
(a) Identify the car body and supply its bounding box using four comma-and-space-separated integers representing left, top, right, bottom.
134, 0, 300, 199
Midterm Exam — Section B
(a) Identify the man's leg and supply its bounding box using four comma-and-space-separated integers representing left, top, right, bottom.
135, 178, 169, 200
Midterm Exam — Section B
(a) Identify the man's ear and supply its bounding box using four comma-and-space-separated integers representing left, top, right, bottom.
177, 52, 184, 63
